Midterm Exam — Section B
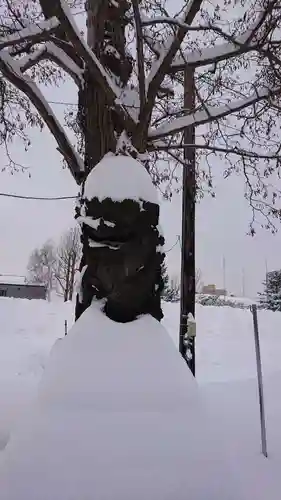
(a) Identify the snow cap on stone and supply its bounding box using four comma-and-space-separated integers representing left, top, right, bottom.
84, 153, 158, 205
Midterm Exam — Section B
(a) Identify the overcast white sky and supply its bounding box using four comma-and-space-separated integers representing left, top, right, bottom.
0, 4, 281, 299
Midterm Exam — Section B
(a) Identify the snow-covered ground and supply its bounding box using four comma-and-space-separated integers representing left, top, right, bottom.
0, 297, 281, 498
0, 298, 74, 450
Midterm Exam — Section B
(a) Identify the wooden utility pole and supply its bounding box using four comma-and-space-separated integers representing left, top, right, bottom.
251, 305, 268, 457
179, 67, 196, 376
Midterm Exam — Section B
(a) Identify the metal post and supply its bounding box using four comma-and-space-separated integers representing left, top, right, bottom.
64, 319, 68, 336
223, 255, 226, 300
251, 304, 268, 458
179, 67, 196, 376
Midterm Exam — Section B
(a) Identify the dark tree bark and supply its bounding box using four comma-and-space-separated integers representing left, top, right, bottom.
75, 194, 165, 323
78, 0, 132, 176
64, 257, 70, 302
69, 255, 76, 302
75, 1, 164, 323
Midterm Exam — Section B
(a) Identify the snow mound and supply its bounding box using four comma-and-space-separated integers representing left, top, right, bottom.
83, 153, 158, 204
0, 298, 73, 452
0, 302, 241, 500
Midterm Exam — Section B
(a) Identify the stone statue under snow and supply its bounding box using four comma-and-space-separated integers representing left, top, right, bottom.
75, 153, 165, 323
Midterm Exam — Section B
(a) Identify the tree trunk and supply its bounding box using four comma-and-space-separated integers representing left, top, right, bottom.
64, 255, 71, 302
69, 254, 76, 302
75, 1, 164, 323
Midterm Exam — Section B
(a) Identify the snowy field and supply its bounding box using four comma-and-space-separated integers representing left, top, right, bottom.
0, 297, 281, 498
0, 298, 74, 450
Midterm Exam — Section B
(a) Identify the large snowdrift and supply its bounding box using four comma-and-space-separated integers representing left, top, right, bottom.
0, 301, 248, 500
1, 298, 281, 499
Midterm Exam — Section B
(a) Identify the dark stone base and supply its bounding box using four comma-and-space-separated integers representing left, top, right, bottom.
75, 195, 165, 323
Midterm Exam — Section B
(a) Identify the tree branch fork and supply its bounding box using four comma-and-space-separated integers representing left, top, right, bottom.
0, 0, 280, 185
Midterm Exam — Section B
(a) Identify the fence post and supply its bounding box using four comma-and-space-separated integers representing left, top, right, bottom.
251, 304, 268, 458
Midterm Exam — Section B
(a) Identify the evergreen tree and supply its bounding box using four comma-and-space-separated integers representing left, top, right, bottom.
259, 271, 281, 311
161, 263, 169, 295
162, 267, 180, 303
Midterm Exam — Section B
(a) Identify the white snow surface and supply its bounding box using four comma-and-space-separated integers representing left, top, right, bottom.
84, 153, 158, 204
1, 299, 281, 498
0, 302, 253, 499
0, 298, 74, 451
0, 17, 59, 50
0, 275, 26, 285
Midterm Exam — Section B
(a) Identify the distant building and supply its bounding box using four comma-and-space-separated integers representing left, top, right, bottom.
0, 275, 46, 300
202, 284, 227, 297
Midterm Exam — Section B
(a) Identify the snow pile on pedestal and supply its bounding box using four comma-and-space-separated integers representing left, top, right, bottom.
83, 153, 158, 204
0, 303, 241, 500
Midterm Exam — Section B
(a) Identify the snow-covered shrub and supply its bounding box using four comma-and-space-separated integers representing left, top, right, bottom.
259, 270, 281, 311
196, 295, 252, 309
162, 271, 180, 303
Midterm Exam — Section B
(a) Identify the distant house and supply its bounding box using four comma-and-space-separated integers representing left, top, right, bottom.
0, 275, 46, 300
202, 284, 227, 297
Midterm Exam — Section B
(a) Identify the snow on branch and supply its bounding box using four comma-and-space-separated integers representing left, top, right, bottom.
0, 49, 84, 183
0, 17, 59, 51
169, 2, 277, 71
20, 41, 84, 87
148, 86, 280, 140
50, 0, 136, 133
132, 0, 203, 144
146, 0, 202, 88
170, 35, 258, 71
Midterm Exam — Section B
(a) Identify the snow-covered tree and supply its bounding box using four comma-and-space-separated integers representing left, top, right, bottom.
27, 240, 56, 300
259, 270, 281, 311
195, 268, 203, 293
2, 0, 281, 326
55, 227, 81, 302
161, 262, 169, 293
162, 274, 181, 302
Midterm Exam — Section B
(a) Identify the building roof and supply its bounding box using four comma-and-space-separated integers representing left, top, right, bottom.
0, 275, 26, 285
0, 276, 45, 287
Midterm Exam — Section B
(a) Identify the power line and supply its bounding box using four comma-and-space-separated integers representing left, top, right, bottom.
165, 236, 180, 253
48, 100, 78, 106
0, 192, 78, 201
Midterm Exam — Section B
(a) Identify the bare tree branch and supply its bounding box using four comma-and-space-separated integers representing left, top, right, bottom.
40, 0, 136, 133
170, 1, 280, 72
146, 0, 203, 88
151, 141, 281, 162
1, 0, 281, 231
149, 86, 280, 140
0, 16, 59, 51
0, 49, 84, 183
170, 32, 262, 72
20, 41, 84, 87
134, 0, 203, 147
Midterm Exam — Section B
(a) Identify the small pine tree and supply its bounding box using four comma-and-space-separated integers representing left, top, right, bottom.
161, 263, 169, 295
161, 264, 180, 303
259, 270, 281, 311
